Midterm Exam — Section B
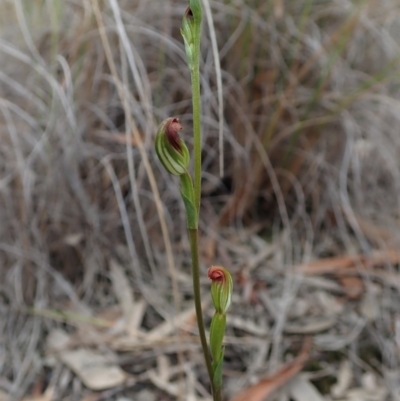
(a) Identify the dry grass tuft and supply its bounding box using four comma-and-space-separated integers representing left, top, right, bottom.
1, 0, 400, 400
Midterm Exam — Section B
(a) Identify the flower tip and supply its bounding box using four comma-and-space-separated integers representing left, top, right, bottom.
208, 266, 225, 283
208, 266, 233, 314
155, 117, 189, 176
169, 117, 183, 133
165, 117, 183, 152
185, 6, 193, 18
172, 117, 182, 126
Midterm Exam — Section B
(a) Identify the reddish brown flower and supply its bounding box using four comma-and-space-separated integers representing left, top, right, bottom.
208, 266, 225, 283
155, 117, 189, 176
208, 266, 233, 314
165, 117, 183, 152
185, 6, 193, 18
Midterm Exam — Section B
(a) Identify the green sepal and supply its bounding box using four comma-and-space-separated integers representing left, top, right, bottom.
189, 0, 202, 25
209, 312, 226, 364
181, 13, 195, 64
181, 192, 197, 229
210, 267, 233, 314
180, 173, 197, 229
155, 119, 190, 176
212, 346, 225, 390
181, 28, 193, 63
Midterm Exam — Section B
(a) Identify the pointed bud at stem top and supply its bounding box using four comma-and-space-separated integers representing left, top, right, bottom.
181, 7, 196, 63
208, 266, 233, 314
188, 0, 202, 24
181, 1, 202, 67
155, 117, 190, 176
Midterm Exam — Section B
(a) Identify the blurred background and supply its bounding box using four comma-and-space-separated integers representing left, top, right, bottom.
1, 0, 400, 400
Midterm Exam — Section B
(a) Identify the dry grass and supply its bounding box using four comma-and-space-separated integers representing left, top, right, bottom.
1, 0, 400, 400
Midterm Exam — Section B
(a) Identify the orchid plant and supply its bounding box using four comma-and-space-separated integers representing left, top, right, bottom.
155, 1, 232, 400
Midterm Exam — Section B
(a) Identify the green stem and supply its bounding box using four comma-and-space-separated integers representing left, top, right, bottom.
180, 172, 197, 229
188, 228, 213, 385
214, 388, 222, 401
190, 61, 201, 215
185, 2, 220, 398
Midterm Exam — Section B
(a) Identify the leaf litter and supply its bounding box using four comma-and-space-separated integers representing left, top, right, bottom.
1, 202, 397, 401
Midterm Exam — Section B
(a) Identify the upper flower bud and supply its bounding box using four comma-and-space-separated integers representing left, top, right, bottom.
208, 266, 233, 314
181, 7, 195, 63
181, 1, 202, 66
155, 117, 190, 176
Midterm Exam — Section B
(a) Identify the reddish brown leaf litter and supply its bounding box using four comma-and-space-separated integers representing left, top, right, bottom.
294, 249, 400, 299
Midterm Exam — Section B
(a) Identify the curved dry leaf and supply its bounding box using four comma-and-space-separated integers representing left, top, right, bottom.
94, 130, 143, 146
230, 337, 312, 401
295, 250, 400, 275
294, 250, 400, 299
